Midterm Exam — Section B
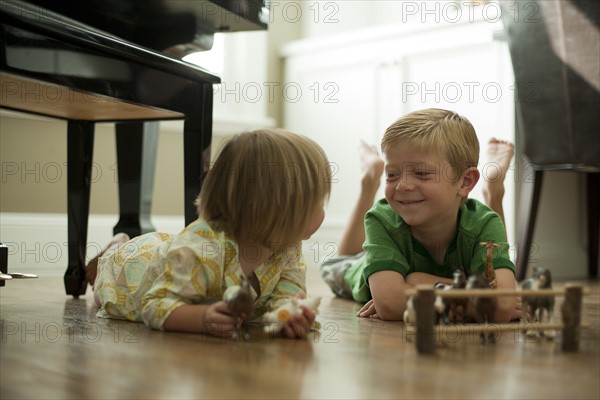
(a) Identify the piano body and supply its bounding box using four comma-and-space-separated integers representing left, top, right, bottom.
0, 0, 267, 295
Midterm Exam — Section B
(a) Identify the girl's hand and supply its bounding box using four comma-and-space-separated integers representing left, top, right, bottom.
356, 299, 380, 319
201, 301, 237, 338
280, 305, 316, 339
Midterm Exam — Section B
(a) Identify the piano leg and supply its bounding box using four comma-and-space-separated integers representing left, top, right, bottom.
64, 121, 94, 297
183, 83, 213, 225
587, 173, 599, 278
113, 121, 158, 237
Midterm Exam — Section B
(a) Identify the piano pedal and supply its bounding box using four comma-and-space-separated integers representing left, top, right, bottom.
0, 272, 12, 281
5, 273, 39, 279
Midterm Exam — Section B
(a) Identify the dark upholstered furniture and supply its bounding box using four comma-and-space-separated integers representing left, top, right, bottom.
500, 0, 599, 280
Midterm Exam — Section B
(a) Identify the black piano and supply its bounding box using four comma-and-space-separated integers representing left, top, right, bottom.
0, 0, 267, 295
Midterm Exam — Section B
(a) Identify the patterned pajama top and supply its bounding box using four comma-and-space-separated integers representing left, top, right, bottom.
94, 218, 307, 330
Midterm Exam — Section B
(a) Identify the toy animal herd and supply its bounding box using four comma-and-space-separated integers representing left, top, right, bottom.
405, 241, 556, 344
223, 240, 558, 344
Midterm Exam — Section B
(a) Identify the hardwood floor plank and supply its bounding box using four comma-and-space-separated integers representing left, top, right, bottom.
1, 269, 598, 400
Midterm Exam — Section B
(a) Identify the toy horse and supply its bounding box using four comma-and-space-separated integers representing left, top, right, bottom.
466, 273, 497, 343
521, 266, 555, 338
434, 269, 468, 325
223, 276, 255, 340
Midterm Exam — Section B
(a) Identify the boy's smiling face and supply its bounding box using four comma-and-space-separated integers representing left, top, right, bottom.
383, 141, 466, 231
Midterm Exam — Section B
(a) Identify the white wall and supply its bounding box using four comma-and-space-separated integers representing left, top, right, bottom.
283, 7, 515, 243
0, 1, 593, 280
280, 0, 592, 280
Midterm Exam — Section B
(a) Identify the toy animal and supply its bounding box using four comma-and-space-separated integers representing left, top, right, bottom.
466, 272, 497, 343
404, 296, 416, 325
262, 296, 321, 334
433, 282, 451, 325
435, 269, 468, 325
521, 266, 555, 338
480, 240, 499, 289
223, 276, 255, 340
429, 282, 456, 346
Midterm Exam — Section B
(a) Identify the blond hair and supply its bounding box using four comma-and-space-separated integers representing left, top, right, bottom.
196, 129, 331, 253
381, 108, 479, 180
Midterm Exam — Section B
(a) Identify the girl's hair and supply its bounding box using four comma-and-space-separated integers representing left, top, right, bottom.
196, 129, 331, 253
381, 108, 480, 180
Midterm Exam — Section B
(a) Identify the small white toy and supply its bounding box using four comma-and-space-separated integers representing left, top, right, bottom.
262, 296, 321, 334
403, 296, 415, 325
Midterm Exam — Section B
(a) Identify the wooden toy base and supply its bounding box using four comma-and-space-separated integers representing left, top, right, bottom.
409, 284, 586, 354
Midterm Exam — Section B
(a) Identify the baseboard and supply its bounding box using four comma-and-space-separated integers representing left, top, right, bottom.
0, 213, 184, 276
2, 212, 588, 284
0, 213, 345, 276
2, 212, 588, 281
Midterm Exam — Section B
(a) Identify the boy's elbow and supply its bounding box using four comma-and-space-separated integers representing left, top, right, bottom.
374, 299, 405, 321
494, 297, 519, 323
494, 309, 513, 323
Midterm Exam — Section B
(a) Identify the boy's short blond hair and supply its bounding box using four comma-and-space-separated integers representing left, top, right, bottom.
196, 129, 331, 253
381, 108, 479, 180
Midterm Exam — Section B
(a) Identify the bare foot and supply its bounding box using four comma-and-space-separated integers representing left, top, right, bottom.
482, 138, 514, 205
359, 140, 384, 195
85, 233, 130, 286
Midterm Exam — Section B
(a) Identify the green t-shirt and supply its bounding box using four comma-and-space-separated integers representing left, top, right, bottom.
345, 198, 515, 302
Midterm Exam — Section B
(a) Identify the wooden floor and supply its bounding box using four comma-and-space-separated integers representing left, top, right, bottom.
1, 267, 599, 400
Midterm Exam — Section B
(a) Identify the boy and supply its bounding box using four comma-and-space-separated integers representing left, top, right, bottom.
321, 109, 520, 322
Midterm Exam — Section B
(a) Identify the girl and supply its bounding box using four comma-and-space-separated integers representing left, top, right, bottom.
88, 129, 331, 339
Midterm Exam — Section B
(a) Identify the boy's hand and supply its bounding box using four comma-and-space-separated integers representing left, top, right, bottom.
281, 305, 315, 339
512, 296, 523, 321
356, 299, 380, 319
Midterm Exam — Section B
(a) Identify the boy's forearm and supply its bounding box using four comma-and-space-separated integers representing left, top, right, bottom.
493, 269, 519, 322
368, 271, 412, 321
493, 301, 517, 323
405, 272, 452, 286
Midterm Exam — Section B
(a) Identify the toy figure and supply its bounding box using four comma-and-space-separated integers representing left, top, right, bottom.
223, 277, 255, 340
262, 297, 321, 334
522, 266, 555, 338
435, 269, 468, 325
408, 269, 468, 326
403, 296, 416, 325
433, 286, 447, 325
433, 280, 455, 325
480, 240, 499, 289
466, 273, 497, 343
